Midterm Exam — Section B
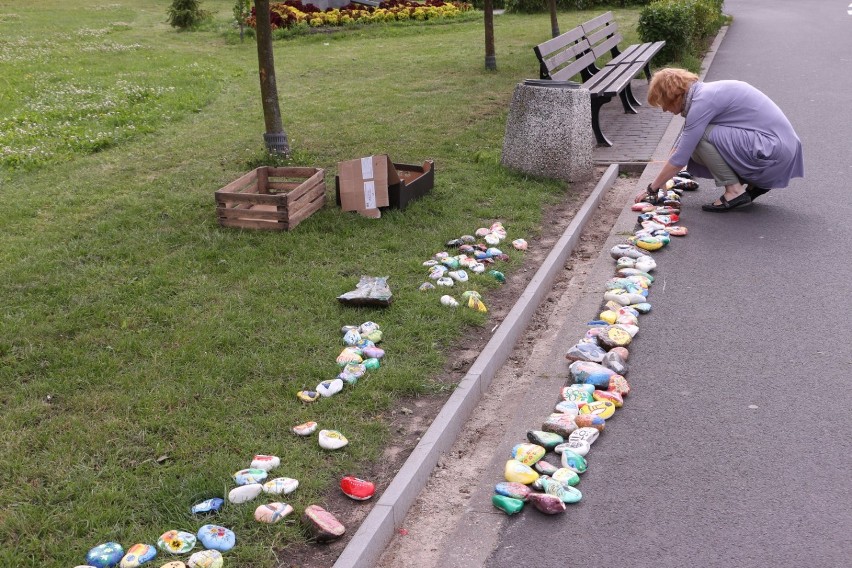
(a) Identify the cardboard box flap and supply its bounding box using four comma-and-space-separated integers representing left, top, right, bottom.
337, 155, 392, 216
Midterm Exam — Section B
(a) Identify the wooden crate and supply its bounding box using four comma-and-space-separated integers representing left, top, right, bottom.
215, 166, 326, 231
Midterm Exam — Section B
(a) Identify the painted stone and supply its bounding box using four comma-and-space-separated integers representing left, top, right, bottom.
615, 310, 639, 327
362, 346, 385, 359
554, 400, 582, 417
191, 498, 224, 516
616, 268, 653, 284
601, 350, 628, 375
471, 262, 486, 273
250, 454, 280, 472
632, 236, 665, 251
527, 493, 566, 515
629, 301, 652, 314
227, 483, 262, 504
573, 414, 606, 431
533, 459, 559, 476
441, 257, 461, 269
303, 505, 346, 542
504, 459, 539, 485
157, 531, 196, 554
419, 282, 435, 291
158, 563, 186, 568
488, 270, 506, 284
511, 443, 546, 466
580, 400, 616, 420
539, 476, 582, 504
596, 325, 633, 349
555, 439, 590, 456
297, 390, 320, 403
610, 244, 649, 260
429, 265, 448, 279
603, 291, 647, 307
467, 295, 488, 312
186, 550, 223, 568
254, 502, 294, 524
668, 226, 688, 236
440, 295, 459, 307
552, 467, 581, 487
570, 427, 601, 446
599, 310, 617, 324
542, 413, 577, 437
560, 449, 588, 473
526, 430, 563, 450
436, 276, 454, 287
343, 362, 367, 378
317, 378, 344, 397
564, 342, 607, 363
494, 481, 532, 501
293, 421, 318, 436
336, 348, 362, 366
119, 544, 157, 568
233, 468, 267, 486
263, 477, 299, 495
569, 361, 616, 389
619, 323, 639, 337
86, 542, 125, 568
561, 385, 594, 404
593, 389, 624, 407
608, 374, 631, 396
343, 329, 361, 345
634, 256, 657, 273
196, 525, 235, 553
448, 270, 469, 282
492, 494, 524, 515
340, 475, 376, 500
359, 321, 380, 334
318, 429, 349, 450
512, 238, 528, 250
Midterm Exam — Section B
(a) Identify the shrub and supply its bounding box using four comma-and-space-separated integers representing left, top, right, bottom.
503, 0, 652, 14
638, 0, 722, 63
167, 0, 209, 29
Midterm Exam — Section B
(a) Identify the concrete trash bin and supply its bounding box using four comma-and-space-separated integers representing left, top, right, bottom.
501, 80, 594, 182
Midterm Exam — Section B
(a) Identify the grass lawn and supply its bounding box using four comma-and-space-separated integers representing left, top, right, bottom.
0, 1, 646, 565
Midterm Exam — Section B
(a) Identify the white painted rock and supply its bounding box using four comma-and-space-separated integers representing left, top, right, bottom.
569, 427, 601, 446
292, 421, 317, 436
318, 429, 349, 450
187, 550, 223, 568
554, 440, 591, 456
251, 454, 280, 472
228, 483, 262, 504
262, 477, 299, 495
254, 502, 294, 524
317, 378, 344, 397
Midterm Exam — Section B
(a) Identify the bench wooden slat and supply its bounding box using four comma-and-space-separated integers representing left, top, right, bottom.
534, 26, 586, 58
590, 32, 623, 61
580, 11, 615, 33
548, 48, 596, 82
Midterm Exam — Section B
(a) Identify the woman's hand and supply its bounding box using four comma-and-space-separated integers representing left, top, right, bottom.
634, 183, 655, 203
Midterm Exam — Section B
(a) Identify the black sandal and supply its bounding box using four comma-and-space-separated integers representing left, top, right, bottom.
701, 192, 752, 212
746, 184, 771, 201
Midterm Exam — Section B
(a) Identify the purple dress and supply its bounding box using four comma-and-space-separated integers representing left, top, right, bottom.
670, 80, 804, 188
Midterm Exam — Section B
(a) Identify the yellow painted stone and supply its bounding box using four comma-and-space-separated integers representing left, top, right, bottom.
580, 399, 616, 419
598, 310, 617, 324
504, 459, 539, 485
511, 443, 546, 466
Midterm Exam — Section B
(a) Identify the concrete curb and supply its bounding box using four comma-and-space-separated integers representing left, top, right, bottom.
332, 164, 621, 568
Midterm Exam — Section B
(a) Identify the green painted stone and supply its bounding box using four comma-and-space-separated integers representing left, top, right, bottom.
492, 494, 524, 515
552, 467, 580, 487
488, 270, 506, 283
362, 357, 380, 370
526, 430, 563, 450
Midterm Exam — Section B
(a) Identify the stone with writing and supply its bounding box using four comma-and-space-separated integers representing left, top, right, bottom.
303, 505, 346, 542
526, 430, 563, 450
158, 563, 186, 568
556, 439, 591, 457
254, 502, 294, 524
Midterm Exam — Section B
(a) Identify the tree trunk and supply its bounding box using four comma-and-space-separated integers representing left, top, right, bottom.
254, 0, 290, 155
483, 0, 496, 71
548, 0, 560, 38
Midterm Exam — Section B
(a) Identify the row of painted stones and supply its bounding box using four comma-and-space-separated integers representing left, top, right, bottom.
491, 173, 697, 515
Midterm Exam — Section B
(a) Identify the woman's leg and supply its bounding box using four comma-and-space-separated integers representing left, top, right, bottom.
691, 126, 751, 210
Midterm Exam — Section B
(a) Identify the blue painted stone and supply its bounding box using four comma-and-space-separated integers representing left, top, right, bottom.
191, 497, 224, 515
86, 542, 124, 568
569, 360, 616, 389
560, 449, 588, 474
196, 525, 236, 552
233, 468, 267, 486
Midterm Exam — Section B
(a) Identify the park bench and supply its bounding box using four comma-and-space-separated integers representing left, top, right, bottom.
533, 11, 665, 147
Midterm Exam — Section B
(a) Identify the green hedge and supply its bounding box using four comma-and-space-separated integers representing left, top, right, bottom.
638, 0, 724, 62
500, 0, 652, 15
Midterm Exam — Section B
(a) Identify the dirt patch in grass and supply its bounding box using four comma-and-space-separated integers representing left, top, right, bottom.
276, 167, 636, 568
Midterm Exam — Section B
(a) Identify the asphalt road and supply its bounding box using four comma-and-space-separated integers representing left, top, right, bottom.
484, 1, 852, 566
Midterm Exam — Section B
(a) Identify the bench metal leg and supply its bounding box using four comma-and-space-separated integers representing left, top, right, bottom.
591, 97, 613, 147
644, 63, 652, 82
625, 83, 642, 109
619, 89, 638, 114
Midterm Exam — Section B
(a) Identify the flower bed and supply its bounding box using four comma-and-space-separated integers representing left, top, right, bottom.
246, 0, 474, 30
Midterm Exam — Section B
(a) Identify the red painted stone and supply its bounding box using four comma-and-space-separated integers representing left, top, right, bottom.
340, 476, 375, 500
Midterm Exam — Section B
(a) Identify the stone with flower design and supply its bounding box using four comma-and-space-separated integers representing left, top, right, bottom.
187, 550, 223, 568
86, 542, 124, 568
157, 531, 196, 554
303, 505, 346, 542
119, 544, 157, 568
196, 525, 235, 553
254, 502, 294, 524
318, 429, 349, 450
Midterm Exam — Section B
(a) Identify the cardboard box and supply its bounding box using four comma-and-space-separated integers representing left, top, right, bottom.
335, 156, 434, 217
